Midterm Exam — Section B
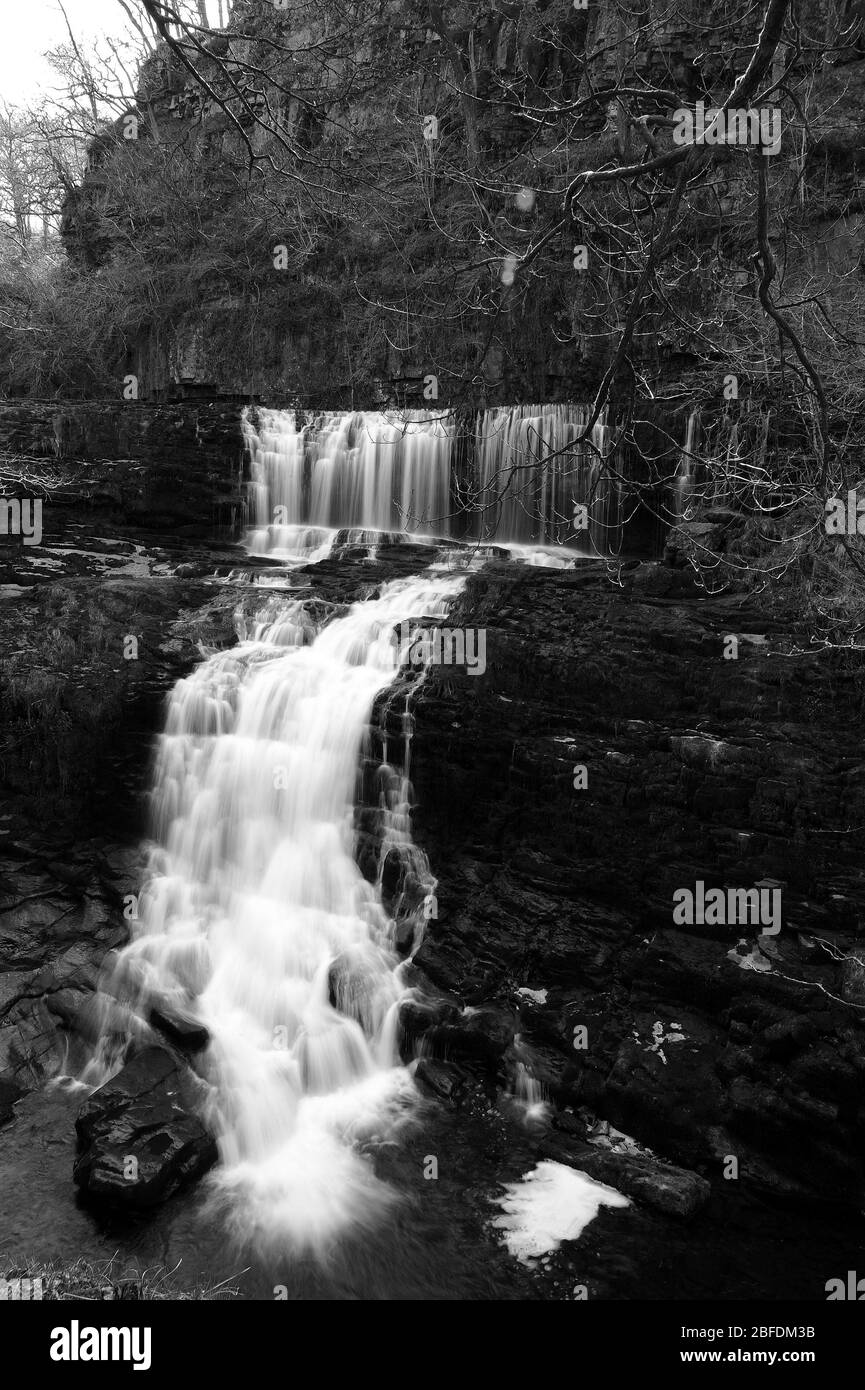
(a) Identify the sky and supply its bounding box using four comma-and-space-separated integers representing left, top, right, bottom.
0, 0, 227, 110
0, 0, 132, 107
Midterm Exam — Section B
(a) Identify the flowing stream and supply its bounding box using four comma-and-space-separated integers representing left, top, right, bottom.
5, 405, 853, 1298
81, 402, 631, 1255
88, 561, 466, 1251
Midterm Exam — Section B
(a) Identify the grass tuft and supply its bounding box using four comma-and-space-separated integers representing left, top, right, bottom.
4, 1254, 245, 1301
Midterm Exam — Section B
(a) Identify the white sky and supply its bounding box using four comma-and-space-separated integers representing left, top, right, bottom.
0, 0, 130, 107
0, 0, 227, 110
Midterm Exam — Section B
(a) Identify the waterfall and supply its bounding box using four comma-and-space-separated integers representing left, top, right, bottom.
673, 408, 699, 521
243, 408, 454, 558
510, 1037, 549, 1125
81, 398, 631, 1252
473, 404, 621, 551
88, 553, 468, 1250
242, 403, 625, 556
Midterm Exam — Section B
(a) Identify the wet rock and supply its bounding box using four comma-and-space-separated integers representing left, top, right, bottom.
509, 1036, 572, 1092
0, 1078, 21, 1125
327, 945, 394, 1031
408, 562, 865, 1208
398, 997, 460, 1057
380, 849, 402, 899
45, 987, 93, 1028
841, 953, 865, 1006
73, 1045, 217, 1207
149, 1005, 209, 1052
541, 1133, 711, 1218
0, 401, 244, 540
0, 854, 132, 1090
173, 562, 212, 579
394, 919, 417, 955
723, 1075, 863, 1202
414, 1057, 466, 1101
788, 1041, 865, 1107
0, 998, 66, 1089
758, 1017, 816, 1060
425, 1006, 515, 1073
0, 568, 239, 837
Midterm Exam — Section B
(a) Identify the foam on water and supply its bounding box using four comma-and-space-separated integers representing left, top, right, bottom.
493, 1161, 630, 1264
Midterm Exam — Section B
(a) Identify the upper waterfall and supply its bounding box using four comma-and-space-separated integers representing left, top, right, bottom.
242, 404, 626, 558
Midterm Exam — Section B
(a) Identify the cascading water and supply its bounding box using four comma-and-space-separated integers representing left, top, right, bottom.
242, 403, 627, 558
87, 557, 467, 1251
673, 408, 699, 522
243, 407, 454, 560
473, 404, 622, 552
80, 396, 661, 1256
510, 1035, 549, 1124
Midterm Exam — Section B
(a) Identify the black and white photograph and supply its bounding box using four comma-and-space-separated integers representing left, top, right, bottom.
0, 0, 863, 1356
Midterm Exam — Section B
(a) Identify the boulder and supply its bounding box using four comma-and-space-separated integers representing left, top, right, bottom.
73, 1045, 217, 1207
424, 1006, 515, 1072
414, 1057, 466, 1101
149, 1004, 209, 1052
0, 1078, 21, 1126
541, 1133, 710, 1218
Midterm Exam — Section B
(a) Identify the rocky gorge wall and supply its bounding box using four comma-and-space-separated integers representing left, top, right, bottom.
0, 401, 247, 537
1, 486, 863, 1294
396, 557, 865, 1216
3, 389, 862, 1225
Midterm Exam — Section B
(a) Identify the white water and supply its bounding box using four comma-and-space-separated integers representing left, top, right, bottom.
474, 403, 622, 550
243, 408, 453, 556
673, 408, 699, 521
90, 563, 466, 1251
82, 398, 638, 1253
493, 1161, 630, 1264
242, 403, 626, 555
512, 1061, 549, 1123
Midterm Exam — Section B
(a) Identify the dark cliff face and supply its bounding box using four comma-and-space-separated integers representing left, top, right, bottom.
5, 508, 864, 1217
0, 401, 246, 535
401, 561, 865, 1210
